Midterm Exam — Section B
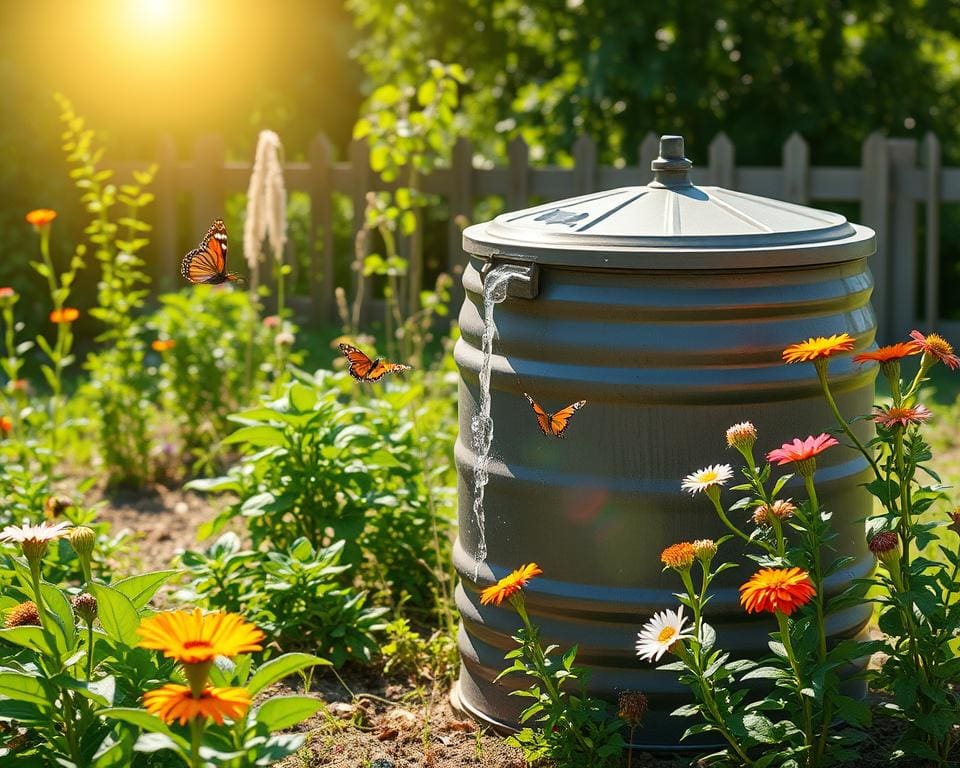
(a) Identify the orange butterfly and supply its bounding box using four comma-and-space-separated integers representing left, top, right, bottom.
339, 343, 412, 382
523, 393, 586, 438
180, 219, 244, 285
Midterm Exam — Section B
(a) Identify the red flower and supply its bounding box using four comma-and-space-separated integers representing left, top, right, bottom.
0, 416, 11, 434
766, 434, 838, 466
853, 342, 920, 365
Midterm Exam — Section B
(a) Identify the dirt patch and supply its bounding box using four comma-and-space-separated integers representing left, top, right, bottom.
89, 483, 222, 574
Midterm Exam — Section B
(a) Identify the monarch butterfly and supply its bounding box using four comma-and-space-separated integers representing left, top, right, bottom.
339, 343, 412, 382
180, 219, 244, 285
523, 393, 586, 438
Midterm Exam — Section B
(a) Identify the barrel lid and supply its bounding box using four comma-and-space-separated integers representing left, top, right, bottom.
462, 135, 875, 270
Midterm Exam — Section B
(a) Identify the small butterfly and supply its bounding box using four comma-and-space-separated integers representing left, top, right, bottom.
339, 343, 412, 383
523, 393, 586, 438
180, 219, 244, 285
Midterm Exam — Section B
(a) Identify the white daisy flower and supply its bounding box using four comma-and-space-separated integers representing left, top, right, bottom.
636, 606, 693, 662
681, 464, 733, 495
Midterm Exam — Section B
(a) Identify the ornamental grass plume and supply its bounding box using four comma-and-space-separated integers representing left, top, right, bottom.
739, 567, 816, 617
636, 607, 693, 662
243, 130, 287, 276
480, 563, 542, 607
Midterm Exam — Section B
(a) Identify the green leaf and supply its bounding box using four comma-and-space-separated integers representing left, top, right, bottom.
39, 584, 76, 653
0, 626, 55, 655
90, 584, 141, 646
246, 653, 331, 697
254, 695, 324, 731
289, 384, 317, 413
52, 674, 116, 707
0, 671, 53, 707
111, 570, 180, 609
222, 425, 286, 447
370, 145, 391, 173
102, 708, 190, 751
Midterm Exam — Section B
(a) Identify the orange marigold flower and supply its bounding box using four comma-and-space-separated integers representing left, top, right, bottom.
782, 333, 855, 364
25, 209, 57, 228
49, 307, 79, 324
739, 567, 816, 616
766, 433, 838, 466
853, 342, 920, 365
872, 404, 932, 430
910, 330, 960, 370
479, 563, 543, 606
660, 542, 696, 571
151, 339, 175, 352
143, 684, 251, 726
137, 608, 264, 664
0, 416, 11, 434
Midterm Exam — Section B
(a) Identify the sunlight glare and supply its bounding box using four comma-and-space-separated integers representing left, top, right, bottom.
134, 0, 182, 27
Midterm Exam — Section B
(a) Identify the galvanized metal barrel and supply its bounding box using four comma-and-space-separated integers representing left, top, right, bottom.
451, 136, 877, 749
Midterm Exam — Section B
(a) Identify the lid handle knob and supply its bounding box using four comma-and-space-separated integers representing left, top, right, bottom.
650, 135, 693, 188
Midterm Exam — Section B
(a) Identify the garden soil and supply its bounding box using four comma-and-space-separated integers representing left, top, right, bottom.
94, 485, 949, 768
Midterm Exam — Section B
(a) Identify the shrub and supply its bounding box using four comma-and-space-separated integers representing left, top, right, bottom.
179, 533, 386, 667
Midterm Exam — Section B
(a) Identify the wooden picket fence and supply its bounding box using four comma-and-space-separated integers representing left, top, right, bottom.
142, 130, 958, 343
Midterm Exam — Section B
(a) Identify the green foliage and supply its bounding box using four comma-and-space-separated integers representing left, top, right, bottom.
146, 286, 278, 467
496, 597, 624, 768
179, 533, 386, 667
349, 0, 960, 166
380, 616, 459, 686
57, 94, 158, 487
188, 372, 456, 613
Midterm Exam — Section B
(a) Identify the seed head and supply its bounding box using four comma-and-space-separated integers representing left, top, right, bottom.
618, 690, 648, 728
4, 601, 40, 628
72, 593, 98, 624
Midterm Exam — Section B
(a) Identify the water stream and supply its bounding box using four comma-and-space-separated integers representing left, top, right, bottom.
469, 266, 516, 580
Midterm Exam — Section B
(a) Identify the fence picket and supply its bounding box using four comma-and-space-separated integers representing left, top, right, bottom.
782, 132, 809, 204
142, 132, 956, 339
861, 132, 891, 342
889, 139, 918, 338
572, 135, 597, 195
708, 132, 735, 187
507, 136, 529, 209
349, 137, 370, 321
922, 132, 941, 332
308, 133, 334, 322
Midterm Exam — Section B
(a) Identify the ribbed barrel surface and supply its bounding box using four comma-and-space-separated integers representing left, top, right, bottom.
452, 255, 876, 748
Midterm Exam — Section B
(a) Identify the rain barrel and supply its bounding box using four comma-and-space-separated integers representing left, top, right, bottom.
451, 135, 877, 749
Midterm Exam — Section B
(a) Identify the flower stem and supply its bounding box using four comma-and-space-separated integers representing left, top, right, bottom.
85, 620, 95, 680
815, 362, 880, 479
776, 611, 814, 767
189, 718, 205, 768
709, 494, 776, 556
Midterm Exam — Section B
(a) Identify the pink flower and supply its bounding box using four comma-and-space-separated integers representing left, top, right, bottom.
871, 404, 933, 429
766, 434, 838, 466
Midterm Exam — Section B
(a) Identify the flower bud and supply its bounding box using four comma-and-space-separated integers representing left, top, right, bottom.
68, 526, 96, 559
949, 507, 960, 535
868, 531, 901, 571
72, 593, 97, 624
660, 542, 696, 572
725, 421, 757, 451
691, 539, 717, 565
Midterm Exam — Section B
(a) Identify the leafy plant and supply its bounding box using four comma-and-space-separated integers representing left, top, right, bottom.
490, 565, 625, 768
178, 533, 386, 667
146, 286, 279, 469
56, 93, 157, 487
188, 373, 454, 613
